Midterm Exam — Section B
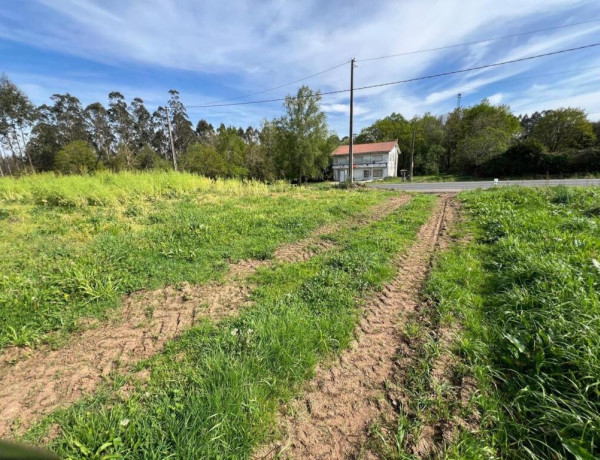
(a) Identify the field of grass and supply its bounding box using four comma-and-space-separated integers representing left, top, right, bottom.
403, 186, 600, 459
18, 187, 436, 458
0, 171, 395, 349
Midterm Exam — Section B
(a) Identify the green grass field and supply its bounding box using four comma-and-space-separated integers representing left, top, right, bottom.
391, 186, 600, 459
0, 171, 395, 349
1, 173, 436, 458
4, 172, 598, 459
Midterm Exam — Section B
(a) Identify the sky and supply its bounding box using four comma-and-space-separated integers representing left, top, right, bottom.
1, 0, 600, 136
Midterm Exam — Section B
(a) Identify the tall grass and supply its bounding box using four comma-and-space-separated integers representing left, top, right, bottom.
0, 171, 293, 207
428, 186, 600, 458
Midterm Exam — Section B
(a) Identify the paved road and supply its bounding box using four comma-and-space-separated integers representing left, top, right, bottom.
369, 178, 600, 192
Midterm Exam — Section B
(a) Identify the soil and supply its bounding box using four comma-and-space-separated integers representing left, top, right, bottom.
255, 195, 457, 460
0, 193, 412, 438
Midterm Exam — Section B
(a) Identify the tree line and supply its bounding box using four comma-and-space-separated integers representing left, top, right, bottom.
0, 75, 335, 182
2, 72, 599, 180
355, 101, 600, 177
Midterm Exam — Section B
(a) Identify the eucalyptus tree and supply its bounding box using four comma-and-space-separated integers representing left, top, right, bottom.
130, 97, 153, 151
167, 89, 196, 155
0, 74, 37, 172
84, 102, 113, 161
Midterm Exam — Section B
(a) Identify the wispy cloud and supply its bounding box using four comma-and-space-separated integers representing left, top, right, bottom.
1, 0, 599, 131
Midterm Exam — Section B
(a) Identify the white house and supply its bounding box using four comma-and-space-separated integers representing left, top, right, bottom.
331, 141, 400, 182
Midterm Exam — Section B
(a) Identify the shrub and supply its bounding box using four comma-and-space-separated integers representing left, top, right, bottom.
54, 140, 99, 174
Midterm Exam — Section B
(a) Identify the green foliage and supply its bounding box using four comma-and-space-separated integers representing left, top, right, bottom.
28, 194, 435, 459
54, 140, 98, 174
274, 85, 330, 182
0, 171, 389, 348
453, 100, 522, 174
180, 142, 227, 177
531, 108, 596, 152
428, 187, 600, 458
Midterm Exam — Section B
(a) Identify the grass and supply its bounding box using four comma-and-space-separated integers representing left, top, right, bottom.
415, 186, 600, 458
0, 171, 394, 349
23, 193, 437, 459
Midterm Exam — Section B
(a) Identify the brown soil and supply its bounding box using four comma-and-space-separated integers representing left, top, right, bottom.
371, 198, 479, 459
0, 193, 411, 438
255, 195, 455, 460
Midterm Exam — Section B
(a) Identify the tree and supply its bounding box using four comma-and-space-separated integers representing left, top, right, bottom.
274, 86, 330, 182
453, 100, 521, 174
180, 143, 226, 177
130, 97, 153, 151
151, 107, 170, 159
108, 92, 134, 150
530, 108, 596, 152
167, 90, 196, 156
216, 124, 247, 177
135, 145, 170, 170
195, 119, 215, 144
0, 74, 37, 172
28, 94, 88, 172
84, 102, 113, 161
54, 140, 98, 174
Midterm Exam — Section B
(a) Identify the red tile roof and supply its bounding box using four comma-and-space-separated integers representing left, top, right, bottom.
332, 141, 398, 156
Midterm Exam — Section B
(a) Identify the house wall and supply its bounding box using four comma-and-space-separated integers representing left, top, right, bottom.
332, 146, 399, 182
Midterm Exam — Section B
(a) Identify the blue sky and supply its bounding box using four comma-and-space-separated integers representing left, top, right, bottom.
1, 0, 600, 135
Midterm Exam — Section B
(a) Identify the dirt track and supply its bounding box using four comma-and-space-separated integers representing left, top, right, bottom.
256, 195, 456, 459
0, 194, 410, 438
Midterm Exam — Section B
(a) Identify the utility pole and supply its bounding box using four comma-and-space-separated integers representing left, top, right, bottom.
457, 93, 462, 110
165, 106, 178, 171
348, 58, 356, 185
409, 129, 415, 182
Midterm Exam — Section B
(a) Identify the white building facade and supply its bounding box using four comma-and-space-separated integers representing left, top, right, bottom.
331, 141, 400, 182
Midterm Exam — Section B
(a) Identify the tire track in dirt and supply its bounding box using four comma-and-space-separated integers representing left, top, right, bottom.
378, 203, 480, 459
0, 193, 411, 438
255, 195, 455, 460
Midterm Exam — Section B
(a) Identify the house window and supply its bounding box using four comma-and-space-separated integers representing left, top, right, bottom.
363, 170, 371, 179
373, 169, 383, 178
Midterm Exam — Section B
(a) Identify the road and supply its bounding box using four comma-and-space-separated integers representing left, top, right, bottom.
369, 178, 600, 192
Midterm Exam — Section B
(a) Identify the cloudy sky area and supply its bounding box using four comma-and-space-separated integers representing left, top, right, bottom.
1, 0, 600, 135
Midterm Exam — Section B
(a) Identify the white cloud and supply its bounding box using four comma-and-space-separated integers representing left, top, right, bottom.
2, 0, 600, 132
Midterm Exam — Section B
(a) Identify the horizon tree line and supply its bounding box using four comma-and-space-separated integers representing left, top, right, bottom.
1, 73, 599, 180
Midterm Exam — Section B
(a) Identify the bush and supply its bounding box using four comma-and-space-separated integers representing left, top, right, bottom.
180, 143, 227, 178
54, 140, 99, 174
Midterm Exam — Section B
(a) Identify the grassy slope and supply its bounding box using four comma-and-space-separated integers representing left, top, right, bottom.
25, 194, 436, 459
0, 172, 391, 348
426, 187, 600, 459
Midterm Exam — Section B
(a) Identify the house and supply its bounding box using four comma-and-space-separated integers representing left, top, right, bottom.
331, 141, 400, 182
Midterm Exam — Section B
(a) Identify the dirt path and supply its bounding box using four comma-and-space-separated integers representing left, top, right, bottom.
0, 193, 410, 438
255, 195, 455, 460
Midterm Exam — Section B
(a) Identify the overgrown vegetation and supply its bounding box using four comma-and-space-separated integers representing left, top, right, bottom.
0, 171, 390, 348
24, 194, 436, 459
417, 187, 600, 458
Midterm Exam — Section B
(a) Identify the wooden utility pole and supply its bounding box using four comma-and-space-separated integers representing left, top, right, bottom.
409, 129, 415, 182
165, 106, 178, 171
348, 58, 356, 185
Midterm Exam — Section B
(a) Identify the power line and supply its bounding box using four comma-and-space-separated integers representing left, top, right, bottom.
187, 42, 600, 109
192, 60, 350, 106
187, 19, 600, 108
360, 64, 600, 103
356, 18, 600, 62
353, 43, 600, 92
